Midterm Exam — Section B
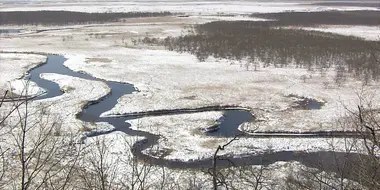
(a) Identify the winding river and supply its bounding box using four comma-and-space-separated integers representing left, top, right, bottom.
26, 54, 374, 182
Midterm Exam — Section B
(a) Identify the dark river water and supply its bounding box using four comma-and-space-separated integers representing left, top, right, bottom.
26, 54, 374, 183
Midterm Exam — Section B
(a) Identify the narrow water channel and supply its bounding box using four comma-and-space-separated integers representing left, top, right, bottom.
27, 54, 373, 183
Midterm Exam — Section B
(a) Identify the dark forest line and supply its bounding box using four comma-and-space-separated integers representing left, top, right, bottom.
0, 11, 173, 25
250, 11, 380, 27
308, 2, 380, 8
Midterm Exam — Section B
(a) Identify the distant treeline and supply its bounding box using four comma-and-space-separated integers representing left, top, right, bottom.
0, 11, 173, 25
251, 11, 380, 26
309, 2, 380, 8
142, 21, 380, 84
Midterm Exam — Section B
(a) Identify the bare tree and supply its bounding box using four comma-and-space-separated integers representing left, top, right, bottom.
285, 91, 380, 189
0, 90, 12, 188
121, 133, 154, 190
351, 104, 380, 188
0, 83, 80, 190
208, 136, 238, 190
206, 136, 267, 190
77, 136, 119, 190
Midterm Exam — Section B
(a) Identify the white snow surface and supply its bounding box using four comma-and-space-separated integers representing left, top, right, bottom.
1, 9, 380, 170
0, 1, 378, 14
194, 15, 274, 22
128, 111, 372, 161
8, 79, 44, 97
0, 2, 378, 187
63, 49, 380, 133
81, 130, 213, 189
82, 130, 365, 189
1, 21, 379, 133
36, 73, 110, 133
1, 15, 379, 134
0, 53, 46, 95
0, 72, 111, 166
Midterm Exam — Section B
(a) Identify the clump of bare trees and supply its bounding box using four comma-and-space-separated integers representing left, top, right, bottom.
0, 86, 206, 189
0, 86, 81, 189
142, 21, 380, 85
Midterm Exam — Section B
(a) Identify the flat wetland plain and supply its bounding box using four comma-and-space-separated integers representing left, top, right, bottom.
0, 0, 380, 189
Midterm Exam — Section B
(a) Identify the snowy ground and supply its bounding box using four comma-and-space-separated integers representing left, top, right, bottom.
0, 52, 111, 134
0, 71, 113, 188
127, 111, 372, 161
0, 13, 379, 150
64, 51, 380, 133
0, 53, 46, 95
0, 1, 378, 14
0, 2, 379, 181
4, 72, 109, 128
81, 130, 365, 189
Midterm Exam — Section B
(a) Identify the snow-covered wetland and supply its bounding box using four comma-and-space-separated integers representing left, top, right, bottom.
0, 0, 380, 189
